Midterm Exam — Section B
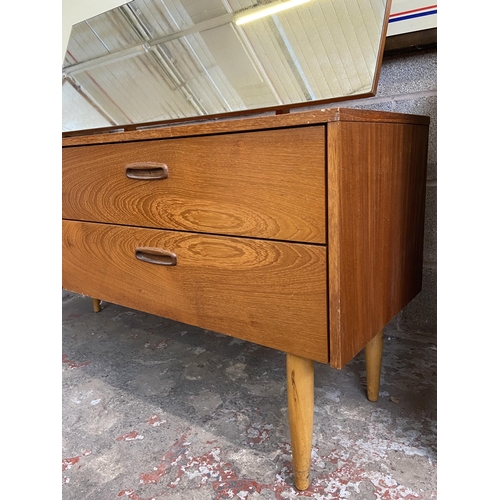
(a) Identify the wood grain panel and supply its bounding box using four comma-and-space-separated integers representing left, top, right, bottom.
62, 220, 329, 362
63, 126, 326, 243
328, 121, 428, 368
62, 108, 429, 146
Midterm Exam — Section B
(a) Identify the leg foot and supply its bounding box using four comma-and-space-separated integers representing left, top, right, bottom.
365, 329, 384, 402
91, 298, 102, 313
287, 352, 314, 491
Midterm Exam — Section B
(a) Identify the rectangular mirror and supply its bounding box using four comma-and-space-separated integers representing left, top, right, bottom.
62, 0, 391, 132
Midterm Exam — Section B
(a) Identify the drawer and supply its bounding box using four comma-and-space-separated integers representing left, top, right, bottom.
62, 126, 326, 243
62, 220, 329, 362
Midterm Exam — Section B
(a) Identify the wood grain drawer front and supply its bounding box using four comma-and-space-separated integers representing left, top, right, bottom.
62, 220, 329, 362
62, 126, 326, 244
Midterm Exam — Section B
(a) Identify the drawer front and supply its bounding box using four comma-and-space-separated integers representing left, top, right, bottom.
62, 220, 328, 362
62, 126, 326, 243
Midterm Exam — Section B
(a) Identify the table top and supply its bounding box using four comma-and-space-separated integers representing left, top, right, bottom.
62, 107, 430, 147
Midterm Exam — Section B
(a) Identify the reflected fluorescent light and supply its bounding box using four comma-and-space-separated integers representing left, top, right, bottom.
235, 0, 312, 25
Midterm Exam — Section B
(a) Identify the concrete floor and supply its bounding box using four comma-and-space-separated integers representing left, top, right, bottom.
62, 292, 437, 500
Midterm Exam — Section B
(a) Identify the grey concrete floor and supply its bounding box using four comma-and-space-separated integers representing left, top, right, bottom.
62, 292, 437, 499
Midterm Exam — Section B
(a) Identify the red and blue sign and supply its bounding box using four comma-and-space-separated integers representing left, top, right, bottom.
387, 2, 437, 36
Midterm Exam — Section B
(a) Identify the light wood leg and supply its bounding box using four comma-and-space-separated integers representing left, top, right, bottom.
91, 298, 102, 313
286, 352, 314, 491
365, 329, 384, 402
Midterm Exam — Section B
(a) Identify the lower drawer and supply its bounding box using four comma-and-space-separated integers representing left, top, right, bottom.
62, 221, 329, 362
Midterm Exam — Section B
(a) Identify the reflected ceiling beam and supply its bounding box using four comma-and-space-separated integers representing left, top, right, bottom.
268, 15, 316, 101
161, 1, 234, 112
119, 3, 208, 115
221, 0, 283, 105
64, 48, 135, 124
63, 12, 234, 76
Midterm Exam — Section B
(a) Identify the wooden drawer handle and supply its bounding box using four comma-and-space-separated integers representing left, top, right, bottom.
125, 162, 168, 180
135, 247, 177, 266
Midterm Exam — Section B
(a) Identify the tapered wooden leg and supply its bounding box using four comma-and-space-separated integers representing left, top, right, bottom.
365, 329, 384, 402
287, 352, 314, 491
91, 298, 102, 313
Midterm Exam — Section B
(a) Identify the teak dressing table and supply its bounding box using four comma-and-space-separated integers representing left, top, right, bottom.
62, 0, 430, 488
62, 107, 429, 489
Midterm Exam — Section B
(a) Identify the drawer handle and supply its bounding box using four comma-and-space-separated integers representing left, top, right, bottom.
125, 162, 168, 180
135, 248, 177, 266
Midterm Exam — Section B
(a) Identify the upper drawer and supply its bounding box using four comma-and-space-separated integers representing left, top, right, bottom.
63, 126, 326, 243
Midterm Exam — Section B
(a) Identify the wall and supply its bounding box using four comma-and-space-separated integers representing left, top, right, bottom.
320, 47, 438, 336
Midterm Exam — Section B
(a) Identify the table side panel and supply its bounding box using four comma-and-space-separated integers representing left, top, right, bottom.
62, 220, 329, 363
327, 121, 429, 368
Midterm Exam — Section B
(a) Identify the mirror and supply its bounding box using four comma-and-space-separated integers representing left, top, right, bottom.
62, 0, 390, 132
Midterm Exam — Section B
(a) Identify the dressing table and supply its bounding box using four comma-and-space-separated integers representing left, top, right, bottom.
62, 0, 429, 490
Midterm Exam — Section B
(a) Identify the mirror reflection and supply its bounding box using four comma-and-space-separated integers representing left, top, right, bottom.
62, 0, 389, 131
